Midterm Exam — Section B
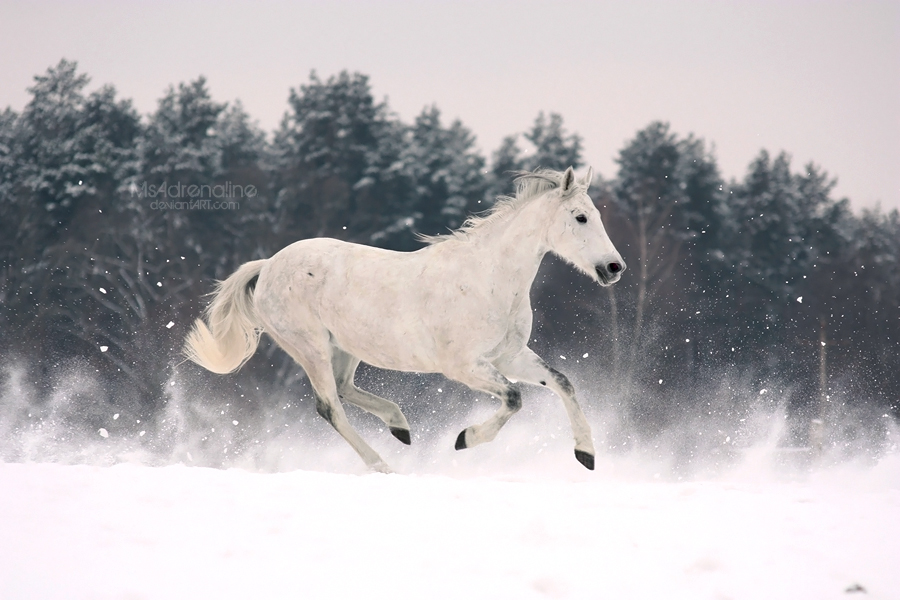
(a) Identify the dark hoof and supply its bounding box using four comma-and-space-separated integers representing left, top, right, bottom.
574, 450, 595, 470
390, 427, 411, 445
455, 430, 468, 450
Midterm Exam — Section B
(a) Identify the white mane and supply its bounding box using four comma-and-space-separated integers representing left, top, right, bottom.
420, 168, 588, 245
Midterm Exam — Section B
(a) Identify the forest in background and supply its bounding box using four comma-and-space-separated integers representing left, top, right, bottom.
1, 60, 898, 449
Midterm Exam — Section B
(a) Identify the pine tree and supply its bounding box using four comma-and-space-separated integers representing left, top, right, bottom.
487, 112, 582, 200
273, 70, 399, 244
131, 77, 267, 278
610, 122, 728, 382
523, 111, 583, 171
371, 105, 487, 249
0, 107, 20, 349
728, 152, 850, 328
0, 60, 142, 363
614, 124, 684, 349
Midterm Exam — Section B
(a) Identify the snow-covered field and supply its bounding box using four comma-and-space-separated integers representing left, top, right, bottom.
1, 367, 898, 599
2, 434, 899, 599
0, 460, 900, 600
1, 457, 898, 600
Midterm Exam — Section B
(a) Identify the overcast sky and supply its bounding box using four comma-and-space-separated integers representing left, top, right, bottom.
1, 0, 898, 211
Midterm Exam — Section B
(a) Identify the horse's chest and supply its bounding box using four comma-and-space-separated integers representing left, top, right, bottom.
459, 284, 532, 348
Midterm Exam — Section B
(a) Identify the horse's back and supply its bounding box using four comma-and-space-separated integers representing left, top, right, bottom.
255, 238, 443, 370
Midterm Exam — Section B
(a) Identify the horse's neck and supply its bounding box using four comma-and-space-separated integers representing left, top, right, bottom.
474, 198, 550, 288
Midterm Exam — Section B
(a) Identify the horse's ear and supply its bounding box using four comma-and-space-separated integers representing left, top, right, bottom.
562, 167, 575, 193
580, 166, 594, 189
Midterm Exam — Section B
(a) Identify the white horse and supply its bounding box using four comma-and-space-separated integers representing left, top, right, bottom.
184, 167, 625, 472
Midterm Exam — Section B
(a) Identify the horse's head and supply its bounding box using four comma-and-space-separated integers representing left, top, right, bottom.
546, 167, 625, 287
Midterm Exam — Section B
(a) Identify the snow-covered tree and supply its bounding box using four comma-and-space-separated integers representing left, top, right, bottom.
611, 122, 725, 369
487, 112, 582, 200
273, 74, 488, 251
523, 111, 583, 172
726, 152, 851, 338
1, 62, 898, 419
0, 60, 142, 365
371, 106, 487, 249
273, 70, 396, 242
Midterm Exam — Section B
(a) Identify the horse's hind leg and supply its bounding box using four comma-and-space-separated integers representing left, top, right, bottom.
495, 348, 595, 470
268, 330, 392, 473
448, 359, 522, 451
331, 347, 412, 445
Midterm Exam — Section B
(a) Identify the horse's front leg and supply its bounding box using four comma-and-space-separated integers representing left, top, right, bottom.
447, 359, 521, 451
495, 349, 595, 470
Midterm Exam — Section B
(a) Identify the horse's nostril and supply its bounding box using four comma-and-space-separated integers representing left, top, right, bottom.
608, 262, 622, 274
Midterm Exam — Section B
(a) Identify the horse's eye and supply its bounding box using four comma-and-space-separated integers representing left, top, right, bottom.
575, 214, 587, 223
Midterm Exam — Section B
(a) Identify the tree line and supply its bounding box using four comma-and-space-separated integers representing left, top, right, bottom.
1, 60, 897, 432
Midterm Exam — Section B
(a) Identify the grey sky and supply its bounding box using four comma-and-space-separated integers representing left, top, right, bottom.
2, 0, 898, 211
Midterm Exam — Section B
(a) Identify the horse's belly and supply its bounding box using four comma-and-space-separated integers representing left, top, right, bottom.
320, 290, 509, 374
328, 320, 440, 373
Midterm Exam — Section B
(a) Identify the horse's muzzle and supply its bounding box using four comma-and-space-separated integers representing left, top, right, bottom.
595, 260, 625, 285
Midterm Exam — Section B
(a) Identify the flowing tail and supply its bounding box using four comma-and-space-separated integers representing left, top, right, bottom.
183, 259, 266, 374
